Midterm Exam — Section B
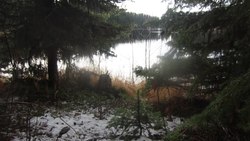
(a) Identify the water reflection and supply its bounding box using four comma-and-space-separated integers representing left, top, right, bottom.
76, 38, 169, 83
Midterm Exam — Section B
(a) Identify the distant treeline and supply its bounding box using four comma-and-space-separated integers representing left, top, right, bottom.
107, 9, 161, 28
105, 9, 162, 42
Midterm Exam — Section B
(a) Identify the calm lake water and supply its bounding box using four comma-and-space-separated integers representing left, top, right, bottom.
74, 38, 169, 83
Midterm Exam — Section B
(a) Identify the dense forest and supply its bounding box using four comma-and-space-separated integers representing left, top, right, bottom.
0, 0, 250, 140
108, 9, 160, 28
0, 0, 159, 98
136, 0, 250, 140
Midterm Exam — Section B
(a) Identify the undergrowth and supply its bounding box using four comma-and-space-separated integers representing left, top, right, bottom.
108, 91, 166, 140
165, 70, 250, 141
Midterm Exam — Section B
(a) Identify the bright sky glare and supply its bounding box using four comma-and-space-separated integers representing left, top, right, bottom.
118, 0, 172, 18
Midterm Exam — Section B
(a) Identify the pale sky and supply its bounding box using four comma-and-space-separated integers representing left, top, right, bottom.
118, 0, 172, 18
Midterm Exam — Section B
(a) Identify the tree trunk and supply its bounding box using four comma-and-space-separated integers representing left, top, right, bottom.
47, 47, 58, 100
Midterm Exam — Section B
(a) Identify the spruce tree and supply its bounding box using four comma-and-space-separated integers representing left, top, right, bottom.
136, 0, 250, 96
0, 0, 125, 99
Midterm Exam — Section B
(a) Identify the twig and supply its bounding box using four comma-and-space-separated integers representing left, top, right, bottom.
59, 117, 78, 135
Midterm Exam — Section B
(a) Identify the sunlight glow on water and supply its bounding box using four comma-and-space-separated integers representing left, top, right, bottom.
75, 39, 169, 83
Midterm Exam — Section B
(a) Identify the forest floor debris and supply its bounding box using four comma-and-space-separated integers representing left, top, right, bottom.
11, 107, 182, 141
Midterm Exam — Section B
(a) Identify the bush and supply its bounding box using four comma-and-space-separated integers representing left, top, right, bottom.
107, 94, 166, 140
165, 71, 250, 141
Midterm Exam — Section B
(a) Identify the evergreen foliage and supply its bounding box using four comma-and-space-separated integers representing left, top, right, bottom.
0, 0, 125, 99
108, 9, 161, 28
132, 0, 250, 139
107, 9, 162, 42
165, 70, 250, 141
136, 0, 250, 96
145, 0, 250, 140
108, 98, 165, 139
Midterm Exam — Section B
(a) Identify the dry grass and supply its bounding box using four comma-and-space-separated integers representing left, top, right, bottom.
61, 67, 144, 97
144, 86, 210, 118
146, 87, 185, 103
84, 69, 144, 97
88, 72, 100, 88
111, 77, 144, 97
0, 79, 4, 90
0, 76, 9, 95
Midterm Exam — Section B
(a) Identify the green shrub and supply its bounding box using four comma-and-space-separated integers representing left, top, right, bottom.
108, 98, 165, 140
165, 71, 250, 141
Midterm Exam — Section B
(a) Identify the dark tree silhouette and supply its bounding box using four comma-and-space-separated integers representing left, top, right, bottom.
136, 0, 250, 96
0, 0, 125, 99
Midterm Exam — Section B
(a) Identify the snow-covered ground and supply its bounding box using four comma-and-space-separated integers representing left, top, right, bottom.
12, 109, 182, 141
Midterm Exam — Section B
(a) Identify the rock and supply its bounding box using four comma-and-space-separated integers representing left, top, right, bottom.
97, 74, 111, 91
58, 126, 70, 138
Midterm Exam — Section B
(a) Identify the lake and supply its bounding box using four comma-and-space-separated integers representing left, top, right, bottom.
74, 38, 170, 83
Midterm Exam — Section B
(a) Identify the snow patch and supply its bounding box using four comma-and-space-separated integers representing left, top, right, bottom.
12, 110, 182, 141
